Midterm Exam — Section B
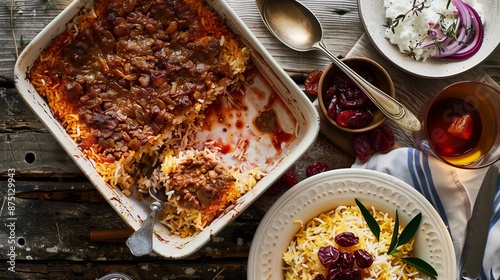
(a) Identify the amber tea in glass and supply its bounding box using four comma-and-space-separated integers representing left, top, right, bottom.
416, 81, 500, 168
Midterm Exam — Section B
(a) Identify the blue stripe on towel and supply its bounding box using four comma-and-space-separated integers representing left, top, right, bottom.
407, 149, 450, 228
421, 154, 449, 226
480, 177, 500, 280
490, 176, 500, 231
481, 176, 500, 280
488, 269, 494, 280
407, 149, 423, 193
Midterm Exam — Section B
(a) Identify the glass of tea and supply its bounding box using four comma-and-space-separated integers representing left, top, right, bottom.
413, 81, 500, 169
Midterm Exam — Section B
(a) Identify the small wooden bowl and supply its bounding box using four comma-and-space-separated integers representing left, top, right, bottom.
318, 57, 395, 133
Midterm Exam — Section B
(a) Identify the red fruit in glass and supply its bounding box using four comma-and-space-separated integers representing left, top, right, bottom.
426, 98, 482, 157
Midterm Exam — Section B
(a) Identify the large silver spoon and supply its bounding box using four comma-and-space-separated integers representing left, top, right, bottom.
256, 0, 421, 132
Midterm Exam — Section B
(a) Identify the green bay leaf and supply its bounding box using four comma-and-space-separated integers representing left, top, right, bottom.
355, 198, 380, 241
402, 257, 438, 278
398, 213, 422, 247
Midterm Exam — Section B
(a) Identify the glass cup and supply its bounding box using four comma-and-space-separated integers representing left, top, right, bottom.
413, 81, 500, 169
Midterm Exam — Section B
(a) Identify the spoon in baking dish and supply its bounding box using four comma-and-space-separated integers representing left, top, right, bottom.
126, 187, 167, 256
255, 0, 421, 132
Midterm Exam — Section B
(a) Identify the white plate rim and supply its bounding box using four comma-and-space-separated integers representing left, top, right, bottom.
358, 0, 500, 79
247, 168, 456, 280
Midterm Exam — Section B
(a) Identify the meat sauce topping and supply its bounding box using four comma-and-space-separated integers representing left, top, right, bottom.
167, 151, 235, 209
44, 0, 233, 162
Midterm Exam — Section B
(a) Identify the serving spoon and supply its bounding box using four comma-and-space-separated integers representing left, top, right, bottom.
126, 187, 167, 256
255, 0, 421, 132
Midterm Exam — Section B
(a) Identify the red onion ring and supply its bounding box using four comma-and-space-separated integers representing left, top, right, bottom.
419, 0, 483, 60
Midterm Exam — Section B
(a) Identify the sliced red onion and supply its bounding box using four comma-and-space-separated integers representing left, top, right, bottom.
405, 0, 483, 59
437, 0, 483, 59
435, 25, 468, 57
447, 1, 484, 59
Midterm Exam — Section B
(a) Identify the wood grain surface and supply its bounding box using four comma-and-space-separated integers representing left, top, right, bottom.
0, 0, 498, 279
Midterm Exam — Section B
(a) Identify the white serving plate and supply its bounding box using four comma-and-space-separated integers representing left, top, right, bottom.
359, 0, 500, 79
14, 0, 319, 258
248, 169, 456, 279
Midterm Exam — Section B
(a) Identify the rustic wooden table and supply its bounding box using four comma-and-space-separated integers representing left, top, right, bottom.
0, 0, 498, 279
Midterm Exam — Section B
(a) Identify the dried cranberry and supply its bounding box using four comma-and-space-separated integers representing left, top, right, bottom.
323, 85, 337, 105
323, 65, 379, 130
334, 232, 359, 247
326, 265, 342, 280
348, 111, 373, 128
338, 89, 368, 108
305, 69, 323, 95
353, 249, 374, 268
336, 110, 374, 128
342, 87, 358, 100
264, 180, 282, 195
379, 123, 395, 145
314, 275, 327, 280
326, 94, 340, 120
338, 94, 360, 108
318, 246, 340, 267
354, 89, 370, 104
265, 170, 298, 195
369, 123, 395, 153
342, 268, 362, 280
333, 72, 351, 89
306, 162, 330, 177
281, 170, 298, 188
335, 110, 356, 127
364, 104, 376, 116
338, 251, 355, 269
353, 133, 370, 163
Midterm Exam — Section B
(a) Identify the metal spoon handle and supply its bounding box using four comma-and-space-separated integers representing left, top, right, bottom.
126, 201, 161, 256
315, 40, 421, 132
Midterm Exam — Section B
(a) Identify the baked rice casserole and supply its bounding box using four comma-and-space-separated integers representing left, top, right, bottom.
28, 0, 275, 237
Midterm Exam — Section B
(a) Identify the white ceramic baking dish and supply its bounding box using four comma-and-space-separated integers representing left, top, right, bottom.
14, 0, 319, 258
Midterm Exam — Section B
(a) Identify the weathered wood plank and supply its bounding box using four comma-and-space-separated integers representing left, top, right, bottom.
0, 259, 248, 279
481, 62, 500, 84
0, 0, 75, 82
0, 88, 82, 176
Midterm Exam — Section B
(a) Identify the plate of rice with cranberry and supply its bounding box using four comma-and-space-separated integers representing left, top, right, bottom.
248, 169, 455, 279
